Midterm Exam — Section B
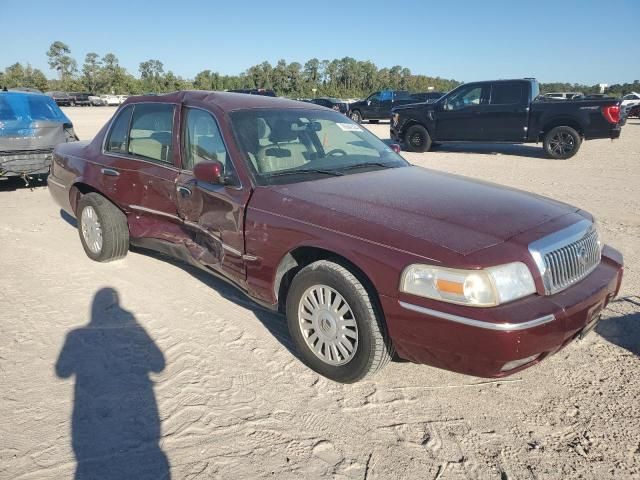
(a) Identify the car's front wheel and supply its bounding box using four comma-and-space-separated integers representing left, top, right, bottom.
543, 126, 582, 159
286, 260, 394, 383
404, 124, 432, 152
77, 193, 129, 262
350, 110, 362, 123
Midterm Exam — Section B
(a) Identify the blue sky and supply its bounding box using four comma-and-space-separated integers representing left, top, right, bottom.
1, 0, 638, 85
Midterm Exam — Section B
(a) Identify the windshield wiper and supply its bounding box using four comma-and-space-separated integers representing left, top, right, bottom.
267, 168, 344, 178
337, 162, 397, 171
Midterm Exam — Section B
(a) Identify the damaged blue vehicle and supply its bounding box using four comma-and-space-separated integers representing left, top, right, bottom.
0, 91, 78, 180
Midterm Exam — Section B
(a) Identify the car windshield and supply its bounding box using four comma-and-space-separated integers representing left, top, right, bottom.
230, 109, 408, 185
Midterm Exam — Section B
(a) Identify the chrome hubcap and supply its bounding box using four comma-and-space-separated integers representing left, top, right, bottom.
81, 206, 103, 254
298, 285, 358, 366
549, 132, 575, 155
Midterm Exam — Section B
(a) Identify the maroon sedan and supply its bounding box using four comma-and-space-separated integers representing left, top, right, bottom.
48, 91, 624, 383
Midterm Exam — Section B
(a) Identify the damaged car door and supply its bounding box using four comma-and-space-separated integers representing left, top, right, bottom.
174, 106, 249, 284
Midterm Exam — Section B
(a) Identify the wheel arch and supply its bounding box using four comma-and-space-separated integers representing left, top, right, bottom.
70, 182, 116, 215
273, 246, 385, 326
539, 117, 584, 140
400, 119, 432, 139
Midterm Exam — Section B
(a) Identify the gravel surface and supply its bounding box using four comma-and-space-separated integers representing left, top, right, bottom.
1, 107, 638, 479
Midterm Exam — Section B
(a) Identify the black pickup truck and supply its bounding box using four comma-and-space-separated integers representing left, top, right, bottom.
390, 79, 622, 159
349, 90, 442, 123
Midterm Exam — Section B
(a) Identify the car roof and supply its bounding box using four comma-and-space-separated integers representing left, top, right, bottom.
122, 90, 327, 113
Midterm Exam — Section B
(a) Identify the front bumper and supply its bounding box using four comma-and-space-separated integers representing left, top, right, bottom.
382, 246, 624, 377
0, 150, 53, 176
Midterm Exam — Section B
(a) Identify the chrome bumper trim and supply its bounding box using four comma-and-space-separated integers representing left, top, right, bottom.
398, 301, 555, 331
47, 176, 67, 190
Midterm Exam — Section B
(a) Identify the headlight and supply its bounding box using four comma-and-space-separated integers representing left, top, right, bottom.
400, 262, 536, 307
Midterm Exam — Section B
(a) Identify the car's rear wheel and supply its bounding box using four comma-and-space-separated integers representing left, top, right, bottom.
350, 110, 362, 123
77, 193, 129, 262
404, 124, 432, 152
543, 126, 582, 159
286, 260, 394, 383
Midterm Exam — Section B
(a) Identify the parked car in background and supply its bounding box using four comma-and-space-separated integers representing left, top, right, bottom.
68, 92, 92, 106
621, 92, 640, 108
391, 78, 622, 159
101, 94, 121, 106
48, 91, 623, 383
543, 92, 583, 100
1, 91, 78, 178
228, 88, 277, 97
349, 90, 437, 123
625, 103, 640, 118
309, 97, 349, 115
45, 91, 72, 106
88, 95, 106, 106
116, 95, 128, 104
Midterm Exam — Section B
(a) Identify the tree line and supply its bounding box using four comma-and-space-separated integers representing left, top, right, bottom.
1, 41, 638, 99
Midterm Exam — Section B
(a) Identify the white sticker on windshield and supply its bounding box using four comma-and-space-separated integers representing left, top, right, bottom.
337, 123, 363, 132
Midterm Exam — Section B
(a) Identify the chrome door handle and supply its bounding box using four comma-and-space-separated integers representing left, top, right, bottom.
100, 167, 120, 177
177, 186, 192, 197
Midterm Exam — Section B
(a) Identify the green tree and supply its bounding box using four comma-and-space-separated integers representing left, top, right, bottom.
82, 53, 103, 93
46, 41, 77, 88
139, 59, 164, 93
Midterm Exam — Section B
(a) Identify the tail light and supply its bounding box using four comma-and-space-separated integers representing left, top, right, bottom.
601, 105, 620, 124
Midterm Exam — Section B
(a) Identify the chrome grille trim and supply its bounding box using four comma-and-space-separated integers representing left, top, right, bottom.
528, 220, 601, 295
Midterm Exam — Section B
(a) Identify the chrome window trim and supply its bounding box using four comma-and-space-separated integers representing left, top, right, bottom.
180, 105, 243, 190
102, 102, 178, 168
528, 219, 599, 295
398, 301, 555, 331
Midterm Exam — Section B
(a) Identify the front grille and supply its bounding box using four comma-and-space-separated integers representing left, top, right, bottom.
543, 228, 600, 294
529, 220, 602, 295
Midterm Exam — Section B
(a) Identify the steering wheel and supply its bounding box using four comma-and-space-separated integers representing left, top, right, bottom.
326, 148, 347, 156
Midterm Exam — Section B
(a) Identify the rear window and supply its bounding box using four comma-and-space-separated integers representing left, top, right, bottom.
0, 93, 68, 122
491, 83, 525, 105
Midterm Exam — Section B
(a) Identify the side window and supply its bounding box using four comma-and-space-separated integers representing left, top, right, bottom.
445, 85, 485, 110
105, 105, 133, 154
182, 108, 233, 175
491, 83, 525, 105
368, 92, 381, 103
128, 103, 174, 164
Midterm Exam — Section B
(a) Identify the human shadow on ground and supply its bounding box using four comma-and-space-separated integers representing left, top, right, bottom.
55, 287, 171, 480
596, 296, 640, 356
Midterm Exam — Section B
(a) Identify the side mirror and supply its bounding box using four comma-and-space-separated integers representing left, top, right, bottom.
367, 100, 371, 106
390, 144, 401, 154
193, 159, 224, 184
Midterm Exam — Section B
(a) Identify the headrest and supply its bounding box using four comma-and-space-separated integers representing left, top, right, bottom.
269, 119, 298, 143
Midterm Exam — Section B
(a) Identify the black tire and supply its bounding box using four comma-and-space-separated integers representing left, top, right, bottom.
368, 119, 379, 124
543, 126, 582, 159
77, 192, 129, 262
286, 260, 394, 383
404, 124, 432, 152
350, 110, 362, 123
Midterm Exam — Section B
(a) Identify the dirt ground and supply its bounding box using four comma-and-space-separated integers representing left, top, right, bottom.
1, 106, 638, 479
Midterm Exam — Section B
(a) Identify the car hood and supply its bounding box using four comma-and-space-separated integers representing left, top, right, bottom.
265, 166, 578, 257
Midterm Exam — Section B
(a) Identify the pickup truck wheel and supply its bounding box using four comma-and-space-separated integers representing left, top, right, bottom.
77, 193, 129, 262
543, 126, 582, 159
350, 110, 362, 123
286, 260, 393, 383
404, 125, 432, 152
